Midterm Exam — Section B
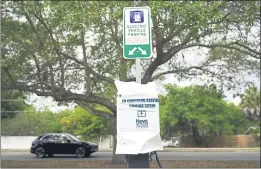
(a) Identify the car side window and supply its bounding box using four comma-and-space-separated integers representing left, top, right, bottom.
61, 135, 69, 140
61, 134, 73, 142
53, 134, 62, 140
41, 134, 54, 141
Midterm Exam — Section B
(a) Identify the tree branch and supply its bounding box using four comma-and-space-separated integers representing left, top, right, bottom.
151, 66, 205, 81
151, 14, 164, 57
1, 66, 15, 85
2, 82, 117, 114
32, 54, 42, 84
188, 43, 260, 59
33, 12, 115, 85
49, 64, 55, 89
105, 8, 130, 81
162, 5, 231, 45
81, 30, 91, 95
234, 41, 261, 57
163, 31, 194, 63
59, 59, 65, 88
75, 101, 114, 120
141, 31, 194, 84
22, 5, 45, 49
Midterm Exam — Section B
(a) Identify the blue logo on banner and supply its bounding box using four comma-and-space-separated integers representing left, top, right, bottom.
136, 119, 148, 128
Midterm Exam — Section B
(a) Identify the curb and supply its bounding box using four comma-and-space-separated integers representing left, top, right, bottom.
2, 148, 260, 153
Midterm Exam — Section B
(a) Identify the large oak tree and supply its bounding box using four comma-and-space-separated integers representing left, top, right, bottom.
1, 1, 260, 164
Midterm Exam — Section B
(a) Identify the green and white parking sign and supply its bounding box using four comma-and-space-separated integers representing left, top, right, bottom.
123, 6, 152, 59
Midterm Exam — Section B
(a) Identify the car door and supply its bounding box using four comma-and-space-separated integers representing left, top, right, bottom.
65, 134, 81, 154
61, 134, 81, 154
40, 134, 54, 153
55, 134, 73, 154
51, 134, 64, 154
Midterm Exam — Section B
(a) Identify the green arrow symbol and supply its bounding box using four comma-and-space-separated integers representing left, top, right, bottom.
138, 47, 147, 55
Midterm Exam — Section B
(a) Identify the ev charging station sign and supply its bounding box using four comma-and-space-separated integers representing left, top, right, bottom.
123, 6, 152, 59
115, 80, 163, 154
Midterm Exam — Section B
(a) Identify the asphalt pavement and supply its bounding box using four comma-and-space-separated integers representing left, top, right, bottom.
1, 151, 260, 161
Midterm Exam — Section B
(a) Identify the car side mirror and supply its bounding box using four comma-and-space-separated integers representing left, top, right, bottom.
67, 139, 71, 143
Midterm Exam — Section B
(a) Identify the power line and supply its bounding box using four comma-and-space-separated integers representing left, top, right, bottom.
1, 100, 25, 102
0, 111, 36, 113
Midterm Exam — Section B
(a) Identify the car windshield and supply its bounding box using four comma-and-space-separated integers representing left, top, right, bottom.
67, 134, 81, 141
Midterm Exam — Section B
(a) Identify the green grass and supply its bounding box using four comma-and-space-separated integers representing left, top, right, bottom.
1, 160, 260, 168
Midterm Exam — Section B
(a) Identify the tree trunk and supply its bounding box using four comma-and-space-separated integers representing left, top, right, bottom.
111, 117, 124, 165
192, 126, 202, 147
111, 51, 127, 165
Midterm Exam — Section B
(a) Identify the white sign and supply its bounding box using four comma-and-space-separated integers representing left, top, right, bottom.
123, 6, 152, 59
115, 80, 163, 154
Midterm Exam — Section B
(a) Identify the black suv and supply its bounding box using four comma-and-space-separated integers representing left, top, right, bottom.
30, 133, 98, 158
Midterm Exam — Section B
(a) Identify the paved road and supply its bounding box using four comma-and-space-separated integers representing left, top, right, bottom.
1, 152, 260, 161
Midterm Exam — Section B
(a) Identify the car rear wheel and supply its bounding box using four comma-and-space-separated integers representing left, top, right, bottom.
35, 147, 46, 158
76, 147, 85, 158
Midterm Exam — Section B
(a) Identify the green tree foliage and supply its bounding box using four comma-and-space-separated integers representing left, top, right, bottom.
1, 105, 110, 141
1, 106, 70, 136
240, 85, 260, 122
2, 106, 40, 135
160, 84, 257, 146
2, 1, 259, 117
36, 108, 71, 134
1, 1, 259, 163
60, 106, 108, 142
1, 90, 29, 119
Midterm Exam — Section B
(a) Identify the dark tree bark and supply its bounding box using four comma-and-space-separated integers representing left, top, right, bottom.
111, 118, 124, 165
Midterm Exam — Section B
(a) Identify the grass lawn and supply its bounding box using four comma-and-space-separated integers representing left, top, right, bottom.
1, 160, 260, 168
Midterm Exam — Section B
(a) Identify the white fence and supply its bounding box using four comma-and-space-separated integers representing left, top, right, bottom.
1, 135, 113, 150
1, 136, 38, 149
1, 136, 178, 150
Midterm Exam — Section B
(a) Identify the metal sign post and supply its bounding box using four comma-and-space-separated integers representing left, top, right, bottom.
122, 5, 152, 168
125, 56, 150, 168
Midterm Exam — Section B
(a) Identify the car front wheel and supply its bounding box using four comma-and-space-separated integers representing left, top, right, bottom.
76, 147, 86, 158
35, 147, 46, 158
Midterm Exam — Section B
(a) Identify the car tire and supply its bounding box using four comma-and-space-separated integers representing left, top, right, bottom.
76, 147, 86, 158
35, 147, 46, 158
